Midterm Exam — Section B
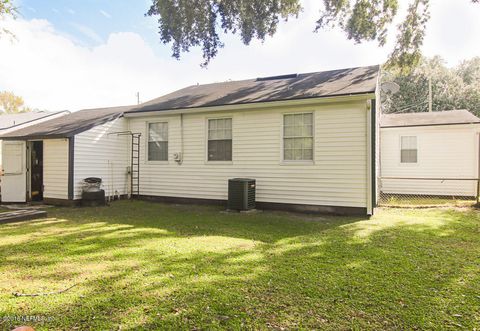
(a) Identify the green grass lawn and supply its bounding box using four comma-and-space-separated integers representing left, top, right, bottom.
0, 201, 479, 330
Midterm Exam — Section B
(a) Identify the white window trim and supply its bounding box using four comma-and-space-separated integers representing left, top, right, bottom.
205, 116, 233, 164
145, 120, 169, 164
280, 111, 315, 165
398, 135, 418, 166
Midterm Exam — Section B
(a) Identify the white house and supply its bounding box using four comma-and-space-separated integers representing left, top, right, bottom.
124, 65, 380, 215
0, 106, 133, 204
0, 110, 69, 167
380, 110, 480, 197
0, 65, 380, 215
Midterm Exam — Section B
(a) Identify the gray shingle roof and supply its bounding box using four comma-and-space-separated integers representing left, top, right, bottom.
381, 110, 480, 128
0, 105, 135, 140
0, 110, 68, 130
127, 65, 380, 114
0, 65, 380, 140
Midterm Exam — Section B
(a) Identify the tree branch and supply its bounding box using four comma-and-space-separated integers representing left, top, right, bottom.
12, 283, 78, 297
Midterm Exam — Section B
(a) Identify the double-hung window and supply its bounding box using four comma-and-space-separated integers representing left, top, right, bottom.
208, 118, 232, 161
148, 122, 168, 161
400, 136, 417, 163
283, 113, 314, 161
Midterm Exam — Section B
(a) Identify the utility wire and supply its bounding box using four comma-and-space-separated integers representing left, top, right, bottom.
394, 100, 428, 113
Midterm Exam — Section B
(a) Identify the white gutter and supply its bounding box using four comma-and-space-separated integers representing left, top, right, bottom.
124, 93, 376, 118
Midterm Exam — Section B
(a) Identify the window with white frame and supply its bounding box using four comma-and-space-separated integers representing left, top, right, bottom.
283, 113, 314, 161
400, 136, 417, 163
208, 118, 232, 161
148, 122, 168, 161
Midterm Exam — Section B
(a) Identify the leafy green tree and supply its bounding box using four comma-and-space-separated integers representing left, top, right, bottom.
457, 57, 480, 85
0, 91, 31, 114
386, 0, 429, 73
0, 0, 15, 19
382, 56, 480, 116
147, 0, 478, 70
146, 0, 301, 67
0, 0, 17, 38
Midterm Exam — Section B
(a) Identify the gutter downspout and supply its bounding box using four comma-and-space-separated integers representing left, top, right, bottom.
477, 133, 480, 205
365, 100, 375, 216
371, 99, 377, 212
68, 137, 74, 200
179, 113, 184, 165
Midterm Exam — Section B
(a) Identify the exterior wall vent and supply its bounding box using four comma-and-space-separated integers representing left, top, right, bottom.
228, 178, 256, 211
256, 74, 298, 82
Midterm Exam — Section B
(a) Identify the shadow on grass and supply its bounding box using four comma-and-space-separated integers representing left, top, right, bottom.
0, 201, 479, 330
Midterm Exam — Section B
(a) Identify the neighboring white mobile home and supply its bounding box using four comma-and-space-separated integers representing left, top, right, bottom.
380, 110, 480, 197
0, 106, 133, 204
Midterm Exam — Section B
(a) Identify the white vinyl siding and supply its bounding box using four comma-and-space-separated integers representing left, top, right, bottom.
129, 100, 369, 208
283, 113, 313, 161
43, 139, 69, 199
74, 117, 130, 200
148, 122, 168, 161
381, 125, 480, 196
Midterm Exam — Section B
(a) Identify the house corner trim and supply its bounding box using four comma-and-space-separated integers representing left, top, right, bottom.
68, 136, 75, 200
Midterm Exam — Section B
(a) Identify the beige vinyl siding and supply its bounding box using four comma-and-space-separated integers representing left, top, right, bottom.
129, 101, 369, 208
380, 124, 480, 196
43, 139, 69, 199
73, 117, 130, 200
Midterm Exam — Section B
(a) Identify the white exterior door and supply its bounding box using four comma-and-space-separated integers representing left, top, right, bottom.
1, 140, 27, 202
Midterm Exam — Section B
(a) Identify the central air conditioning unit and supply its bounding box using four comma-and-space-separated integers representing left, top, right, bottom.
228, 178, 256, 211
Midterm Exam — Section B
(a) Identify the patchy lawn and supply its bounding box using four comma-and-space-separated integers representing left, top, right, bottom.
0, 201, 479, 330
379, 195, 477, 208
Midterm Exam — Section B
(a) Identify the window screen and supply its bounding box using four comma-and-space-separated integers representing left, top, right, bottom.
208, 118, 232, 161
148, 122, 168, 161
401, 136, 417, 163
283, 113, 314, 161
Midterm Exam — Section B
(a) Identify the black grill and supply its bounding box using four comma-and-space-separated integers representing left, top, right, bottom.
228, 178, 256, 211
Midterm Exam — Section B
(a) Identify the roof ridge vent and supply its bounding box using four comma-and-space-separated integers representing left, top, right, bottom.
256, 73, 298, 82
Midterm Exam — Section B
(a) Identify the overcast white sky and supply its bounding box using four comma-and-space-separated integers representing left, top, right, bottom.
0, 0, 479, 111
